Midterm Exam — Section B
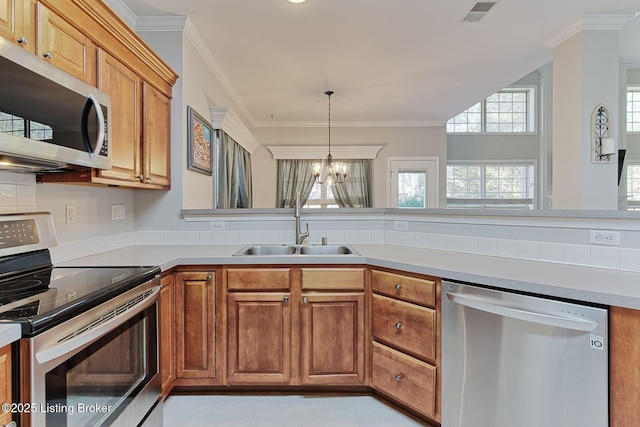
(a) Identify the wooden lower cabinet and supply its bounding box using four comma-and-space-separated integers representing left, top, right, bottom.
610, 306, 640, 427
227, 292, 292, 384
159, 273, 174, 397
301, 292, 365, 385
225, 266, 367, 387
372, 342, 436, 419
0, 344, 11, 425
371, 268, 441, 423
174, 270, 218, 384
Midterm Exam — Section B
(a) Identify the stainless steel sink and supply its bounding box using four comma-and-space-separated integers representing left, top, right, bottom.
235, 245, 297, 256
298, 245, 356, 255
233, 244, 359, 256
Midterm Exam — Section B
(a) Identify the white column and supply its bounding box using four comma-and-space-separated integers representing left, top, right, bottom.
551, 15, 633, 210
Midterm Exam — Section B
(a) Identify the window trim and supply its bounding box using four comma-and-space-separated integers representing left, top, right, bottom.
446, 86, 537, 135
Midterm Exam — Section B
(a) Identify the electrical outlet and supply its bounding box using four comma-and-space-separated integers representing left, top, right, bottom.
393, 221, 409, 231
210, 222, 226, 231
111, 204, 125, 221
589, 230, 621, 246
65, 204, 76, 224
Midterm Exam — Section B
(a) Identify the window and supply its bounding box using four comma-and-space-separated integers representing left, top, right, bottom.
0, 111, 53, 140
627, 163, 640, 210
627, 88, 640, 133
305, 182, 339, 208
447, 163, 535, 209
388, 158, 439, 208
446, 88, 535, 133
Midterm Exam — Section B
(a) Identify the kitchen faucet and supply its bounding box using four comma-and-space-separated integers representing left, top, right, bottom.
294, 191, 309, 245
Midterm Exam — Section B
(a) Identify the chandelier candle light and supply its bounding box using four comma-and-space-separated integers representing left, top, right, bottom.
313, 90, 348, 186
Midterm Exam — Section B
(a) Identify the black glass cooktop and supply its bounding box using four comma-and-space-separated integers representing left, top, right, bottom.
0, 264, 160, 336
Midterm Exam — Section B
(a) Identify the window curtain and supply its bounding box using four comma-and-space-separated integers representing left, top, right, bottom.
217, 131, 253, 208
276, 159, 315, 208
332, 159, 372, 208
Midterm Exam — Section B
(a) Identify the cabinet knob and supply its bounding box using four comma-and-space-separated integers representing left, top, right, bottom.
206, 275, 212, 281
395, 284, 402, 291
302, 297, 308, 304
283, 296, 289, 303
17, 36, 29, 45
395, 322, 403, 330
43, 51, 54, 59
395, 374, 403, 382
146, 177, 152, 182
136, 175, 144, 182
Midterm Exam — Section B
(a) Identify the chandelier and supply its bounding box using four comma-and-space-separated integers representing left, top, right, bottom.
312, 90, 347, 186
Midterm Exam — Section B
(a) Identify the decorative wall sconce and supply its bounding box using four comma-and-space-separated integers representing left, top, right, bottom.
592, 104, 616, 163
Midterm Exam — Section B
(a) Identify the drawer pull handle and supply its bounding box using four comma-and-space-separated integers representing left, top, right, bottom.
395, 322, 403, 329
395, 374, 403, 382
395, 284, 402, 291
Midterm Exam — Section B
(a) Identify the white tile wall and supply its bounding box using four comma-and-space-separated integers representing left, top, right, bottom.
0, 172, 36, 213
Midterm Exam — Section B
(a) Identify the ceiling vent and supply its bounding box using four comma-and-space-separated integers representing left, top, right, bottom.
462, 1, 497, 23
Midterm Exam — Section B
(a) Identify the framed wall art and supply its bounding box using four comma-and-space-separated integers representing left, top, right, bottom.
187, 106, 213, 175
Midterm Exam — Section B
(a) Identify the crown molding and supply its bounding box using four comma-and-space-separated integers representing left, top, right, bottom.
254, 120, 445, 128
210, 107, 260, 154
267, 145, 383, 160
544, 14, 637, 48
135, 15, 188, 32
103, 0, 136, 28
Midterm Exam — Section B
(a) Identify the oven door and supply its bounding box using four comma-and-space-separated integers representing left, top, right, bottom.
27, 279, 161, 427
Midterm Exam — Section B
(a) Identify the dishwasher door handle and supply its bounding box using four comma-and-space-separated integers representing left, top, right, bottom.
446, 292, 598, 332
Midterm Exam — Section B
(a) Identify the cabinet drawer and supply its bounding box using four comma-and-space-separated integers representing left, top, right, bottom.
372, 294, 436, 361
372, 342, 436, 419
301, 268, 365, 291
372, 270, 435, 307
227, 268, 291, 291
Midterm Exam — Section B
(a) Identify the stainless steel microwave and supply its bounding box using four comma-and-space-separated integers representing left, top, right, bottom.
0, 38, 111, 172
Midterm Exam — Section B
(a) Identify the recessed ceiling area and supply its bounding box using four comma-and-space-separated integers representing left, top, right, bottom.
117, 0, 640, 127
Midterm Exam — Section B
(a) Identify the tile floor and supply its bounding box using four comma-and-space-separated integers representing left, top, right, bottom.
163, 394, 428, 426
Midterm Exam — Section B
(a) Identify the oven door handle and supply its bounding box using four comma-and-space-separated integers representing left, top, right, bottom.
36, 285, 161, 365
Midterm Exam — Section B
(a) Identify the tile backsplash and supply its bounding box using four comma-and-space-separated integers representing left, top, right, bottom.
0, 172, 37, 213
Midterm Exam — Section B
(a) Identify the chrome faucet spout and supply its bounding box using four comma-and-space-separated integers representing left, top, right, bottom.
294, 191, 309, 244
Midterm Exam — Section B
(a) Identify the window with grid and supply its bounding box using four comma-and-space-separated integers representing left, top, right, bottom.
627, 163, 640, 210
627, 89, 640, 133
446, 88, 534, 133
0, 111, 53, 140
447, 163, 535, 209
305, 181, 339, 208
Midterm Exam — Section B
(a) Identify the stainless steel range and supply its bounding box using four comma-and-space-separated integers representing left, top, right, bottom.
0, 213, 162, 427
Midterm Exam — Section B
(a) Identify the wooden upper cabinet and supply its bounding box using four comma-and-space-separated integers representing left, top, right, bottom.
37, 2, 96, 85
0, 0, 36, 52
98, 50, 142, 184
142, 82, 171, 188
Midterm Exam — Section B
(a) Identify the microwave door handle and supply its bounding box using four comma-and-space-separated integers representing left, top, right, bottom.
445, 292, 598, 332
81, 93, 105, 158
35, 285, 160, 366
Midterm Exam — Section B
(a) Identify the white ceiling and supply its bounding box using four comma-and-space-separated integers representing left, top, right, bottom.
117, 0, 640, 128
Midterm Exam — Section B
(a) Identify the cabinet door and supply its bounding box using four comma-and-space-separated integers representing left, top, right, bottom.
38, 2, 96, 84
227, 292, 292, 384
175, 271, 216, 379
0, 344, 11, 425
301, 293, 365, 385
0, 0, 35, 52
98, 50, 142, 184
142, 82, 171, 188
159, 274, 174, 397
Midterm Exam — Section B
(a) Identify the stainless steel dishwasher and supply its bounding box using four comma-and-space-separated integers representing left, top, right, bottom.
441, 280, 608, 427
